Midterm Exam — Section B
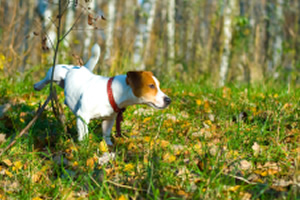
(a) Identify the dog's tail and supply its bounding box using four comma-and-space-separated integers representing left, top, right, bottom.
84, 43, 101, 72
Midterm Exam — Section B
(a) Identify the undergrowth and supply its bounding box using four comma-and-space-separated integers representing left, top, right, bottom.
0, 74, 299, 199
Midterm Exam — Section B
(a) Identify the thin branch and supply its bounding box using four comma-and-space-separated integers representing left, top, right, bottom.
105, 179, 148, 192
60, 10, 84, 42
49, 0, 63, 96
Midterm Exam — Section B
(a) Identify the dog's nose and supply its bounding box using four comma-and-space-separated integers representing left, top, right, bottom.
164, 96, 171, 105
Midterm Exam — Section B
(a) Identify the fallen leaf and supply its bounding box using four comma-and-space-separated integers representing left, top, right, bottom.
117, 195, 127, 200
252, 142, 260, 156
124, 163, 134, 172
99, 141, 108, 152
12, 161, 22, 171
0, 133, 6, 143
2, 159, 12, 167
5, 170, 13, 178
239, 160, 252, 170
163, 153, 176, 163
196, 99, 202, 105
86, 157, 95, 170
227, 185, 240, 192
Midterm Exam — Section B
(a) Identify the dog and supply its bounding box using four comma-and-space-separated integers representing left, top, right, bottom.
34, 44, 171, 146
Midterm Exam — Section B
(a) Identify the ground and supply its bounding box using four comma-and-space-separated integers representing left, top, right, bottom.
0, 77, 299, 199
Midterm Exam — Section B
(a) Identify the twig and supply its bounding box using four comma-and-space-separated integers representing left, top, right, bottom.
0, 95, 52, 157
223, 173, 257, 185
105, 179, 148, 192
52, 87, 67, 133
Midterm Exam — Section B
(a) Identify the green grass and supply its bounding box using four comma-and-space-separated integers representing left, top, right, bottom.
0, 75, 299, 199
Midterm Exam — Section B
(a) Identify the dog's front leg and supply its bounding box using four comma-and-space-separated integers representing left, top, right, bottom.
102, 118, 116, 146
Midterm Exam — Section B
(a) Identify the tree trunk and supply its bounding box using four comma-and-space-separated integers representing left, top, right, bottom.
219, 0, 237, 86
83, 0, 96, 60
105, 0, 116, 63
63, 1, 75, 48
266, 0, 283, 77
141, 0, 157, 70
167, 0, 175, 71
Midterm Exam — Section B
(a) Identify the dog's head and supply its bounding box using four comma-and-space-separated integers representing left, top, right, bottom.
126, 71, 171, 109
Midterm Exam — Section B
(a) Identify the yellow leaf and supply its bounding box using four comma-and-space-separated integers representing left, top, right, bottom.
72, 161, 78, 167
204, 120, 212, 126
196, 99, 202, 105
163, 153, 176, 163
13, 161, 22, 171
143, 117, 151, 123
128, 142, 137, 151
228, 185, 240, 192
32, 197, 43, 200
117, 195, 127, 200
177, 189, 188, 197
86, 158, 95, 170
143, 136, 151, 143
204, 100, 211, 113
124, 163, 134, 172
32, 172, 43, 183
159, 139, 169, 148
5, 170, 13, 178
273, 94, 278, 98
99, 141, 108, 152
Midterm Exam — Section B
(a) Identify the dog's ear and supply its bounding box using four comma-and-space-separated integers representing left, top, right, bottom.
126, 71, 153, 85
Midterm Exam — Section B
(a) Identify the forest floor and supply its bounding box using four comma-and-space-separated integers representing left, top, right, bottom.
0, 76, 299, 199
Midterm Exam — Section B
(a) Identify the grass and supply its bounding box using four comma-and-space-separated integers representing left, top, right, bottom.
0, 74, 299, 199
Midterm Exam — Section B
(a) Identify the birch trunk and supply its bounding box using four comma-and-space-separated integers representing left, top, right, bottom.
133, 1, 146, 68
219, 0, 237, 86
272, 0, 283, 77
167, 0, 175, 70
83, 0, 96, 60
141, 0, 157, 70
63, 1, 75, 48
105, 0, 116, 61
37, 0, 57, 50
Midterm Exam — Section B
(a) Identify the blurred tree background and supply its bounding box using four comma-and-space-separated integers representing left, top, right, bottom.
0, 0, 299, 87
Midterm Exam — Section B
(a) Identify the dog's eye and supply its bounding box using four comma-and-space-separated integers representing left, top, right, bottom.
149, 84, 155, 89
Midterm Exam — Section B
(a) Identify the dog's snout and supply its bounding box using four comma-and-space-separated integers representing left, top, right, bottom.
164, 96, 171, 105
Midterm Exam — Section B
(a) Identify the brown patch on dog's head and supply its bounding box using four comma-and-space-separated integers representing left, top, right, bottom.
126, 71, 158, 100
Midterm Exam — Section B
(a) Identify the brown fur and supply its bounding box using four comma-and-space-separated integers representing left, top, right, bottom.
126, 71, 158, 102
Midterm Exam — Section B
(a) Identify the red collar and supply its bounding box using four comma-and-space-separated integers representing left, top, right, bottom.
107, 77, 125, 137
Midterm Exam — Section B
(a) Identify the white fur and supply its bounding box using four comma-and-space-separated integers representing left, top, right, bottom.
63, 67, 170, 145
34, 44, 100, 91
34, 43, 171, 146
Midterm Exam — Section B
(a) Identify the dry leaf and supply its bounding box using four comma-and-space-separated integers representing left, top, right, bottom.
99, 141, 108, 152
88, 14, 93, 26
227, 185, 240, 192
12, 161, 22, 171
239, 160, 252, 170
252, 142, 260, 156
123, 163, 134, 172
117, 195, 127, 200
2, 159, 12, 167
0, 133, 6, 143
86, 157, 94, 169
163, 153, 176, 163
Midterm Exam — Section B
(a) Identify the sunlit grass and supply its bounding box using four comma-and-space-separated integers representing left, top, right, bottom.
0, 75, 299, 199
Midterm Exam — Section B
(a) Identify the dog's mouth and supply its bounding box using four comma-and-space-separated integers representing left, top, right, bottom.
146, 102, 168, 110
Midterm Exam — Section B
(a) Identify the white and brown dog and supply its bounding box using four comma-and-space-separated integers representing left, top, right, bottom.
34, 44, 171, 146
